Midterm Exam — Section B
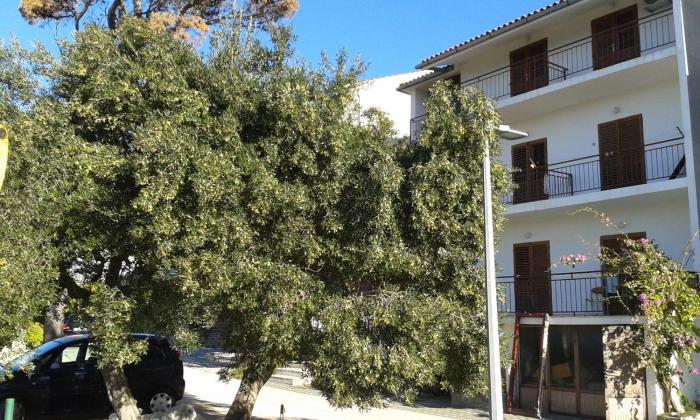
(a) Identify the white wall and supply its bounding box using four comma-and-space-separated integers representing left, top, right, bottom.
357, 71, 429, 138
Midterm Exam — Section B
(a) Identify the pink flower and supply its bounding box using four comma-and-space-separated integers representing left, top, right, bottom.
638, 238, 650, 245
691, 368, 699, 376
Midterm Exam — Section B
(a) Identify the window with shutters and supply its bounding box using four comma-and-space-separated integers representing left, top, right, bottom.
510, 39, 549, 96
600, 233, 645, 315
591, 5, 640, 70
513, 241, 551, 314
512, 139, 548, 204
598, 115, 646, 190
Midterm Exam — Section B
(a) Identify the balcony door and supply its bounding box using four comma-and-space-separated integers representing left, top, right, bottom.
598, 115, 646, 190
591, 5, 640, 70
600, 232, 646, 315
510, 39, 549, 96
512, 139, 547, 204
514, 241, 551, 314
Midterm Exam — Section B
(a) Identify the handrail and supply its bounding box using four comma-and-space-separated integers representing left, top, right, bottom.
458, 9, 674, 100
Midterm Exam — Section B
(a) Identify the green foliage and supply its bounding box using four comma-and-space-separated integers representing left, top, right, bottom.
599, 233, 700, 411
75, 284, 148, 369
1, 17, 507, 413
24, 322, 43, 348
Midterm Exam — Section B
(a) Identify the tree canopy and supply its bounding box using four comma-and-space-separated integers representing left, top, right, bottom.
0, 16, 506, 420
19, 0, 298, 38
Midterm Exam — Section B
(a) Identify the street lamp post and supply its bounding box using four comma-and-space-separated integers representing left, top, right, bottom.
482, 141, 503, 420
485, 125, 528, 419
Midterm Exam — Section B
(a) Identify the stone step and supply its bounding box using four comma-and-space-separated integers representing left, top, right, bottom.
287, 363, 304, 370
273, 367, 304, 378
268, 374, 308, 386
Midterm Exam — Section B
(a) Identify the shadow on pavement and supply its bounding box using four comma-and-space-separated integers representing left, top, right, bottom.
185, 393, 319, 420
183, 348, 232, 370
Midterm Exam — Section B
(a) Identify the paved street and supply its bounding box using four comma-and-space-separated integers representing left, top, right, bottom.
181, 349, 499, 420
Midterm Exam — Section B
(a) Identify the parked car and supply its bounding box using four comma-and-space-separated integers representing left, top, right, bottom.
61, 315, 90, 336
0, 334, 185, 419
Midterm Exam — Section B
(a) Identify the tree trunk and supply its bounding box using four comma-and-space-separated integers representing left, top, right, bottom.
224, 365, 275, 420
43, 292, 66, 343
101, 365, 141, 419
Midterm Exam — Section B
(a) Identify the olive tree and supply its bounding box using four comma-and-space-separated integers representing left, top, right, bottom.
1, 16, 506, 419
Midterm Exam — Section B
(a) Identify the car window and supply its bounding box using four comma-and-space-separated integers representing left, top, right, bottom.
51, 344, 83, 369
144, 344, 166, 361
85, 344, 97, 365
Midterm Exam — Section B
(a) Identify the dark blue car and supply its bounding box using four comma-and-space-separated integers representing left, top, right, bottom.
0, 334, 185, 419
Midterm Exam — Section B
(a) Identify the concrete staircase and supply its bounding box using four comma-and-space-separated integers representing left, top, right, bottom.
200, 322, 227, 349
268, 363, 310, 387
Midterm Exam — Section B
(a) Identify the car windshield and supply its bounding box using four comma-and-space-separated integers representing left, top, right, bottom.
9, 340, 66, 368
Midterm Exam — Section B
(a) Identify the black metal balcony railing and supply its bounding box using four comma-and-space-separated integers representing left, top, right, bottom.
504, 133, 686, 205
497, 270, 700, 316
497, 271, 637, 316
459, 9, 675, 101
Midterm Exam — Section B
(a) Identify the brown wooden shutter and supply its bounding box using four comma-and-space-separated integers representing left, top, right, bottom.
598, 121, 619, 190
510, 39, 548, 96
618, 115, 645, 186
599, 115, 645, 190
514, 242, 551, 314
592, 14, 616, 70
591, 6, 639, 70
615, 6, 640, 63
512, 139, 548, 203
512, 143, 529, 203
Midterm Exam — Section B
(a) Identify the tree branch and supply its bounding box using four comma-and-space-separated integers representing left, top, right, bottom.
107, 0, 123, 29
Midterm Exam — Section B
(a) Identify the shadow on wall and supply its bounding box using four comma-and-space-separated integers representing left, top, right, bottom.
603, 326, 645, 420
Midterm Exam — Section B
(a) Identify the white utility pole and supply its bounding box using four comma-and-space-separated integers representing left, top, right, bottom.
483, 142, 503, 419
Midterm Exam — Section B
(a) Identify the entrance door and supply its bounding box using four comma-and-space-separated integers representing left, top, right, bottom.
548, 326, 606, 418
592, 5, 640, 70
514, 241, 551, 314
510, 39, 549, 96
599, 115, 646, 190
512, 139, 548, 204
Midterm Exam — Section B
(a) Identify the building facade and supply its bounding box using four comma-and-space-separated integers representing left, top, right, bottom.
398, 0, 700, 418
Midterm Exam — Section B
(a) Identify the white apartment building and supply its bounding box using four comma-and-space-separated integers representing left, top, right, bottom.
398, 0, 700, 418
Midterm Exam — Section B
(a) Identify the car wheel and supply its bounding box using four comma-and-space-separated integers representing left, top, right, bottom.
148, 390, 174, 413
0, 399, 26, 420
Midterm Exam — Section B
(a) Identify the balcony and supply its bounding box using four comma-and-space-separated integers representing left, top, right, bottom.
459, 9, 674, 101
505, 132, 685, 205
496, 271, 636, 316
497, 270, 699, 316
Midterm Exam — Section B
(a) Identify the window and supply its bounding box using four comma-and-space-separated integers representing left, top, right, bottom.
592, 5, 640, 70
510, 39, 549, 96
513, 241, 551, 314
598, 115, 646, 190
512, 139, 547, 204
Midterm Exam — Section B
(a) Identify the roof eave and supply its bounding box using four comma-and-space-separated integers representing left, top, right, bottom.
415, 0, 583, 70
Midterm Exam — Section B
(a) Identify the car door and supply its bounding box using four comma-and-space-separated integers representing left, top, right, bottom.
46, 340, 105, 417
46, 341, 87, 415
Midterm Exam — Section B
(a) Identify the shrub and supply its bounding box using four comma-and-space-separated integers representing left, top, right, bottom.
25, 322, 43, 348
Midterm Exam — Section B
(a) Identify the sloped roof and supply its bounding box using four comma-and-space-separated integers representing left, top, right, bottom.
397, 65, 454, 92
416, 0, 581, 69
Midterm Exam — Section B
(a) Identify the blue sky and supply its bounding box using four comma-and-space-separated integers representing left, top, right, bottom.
1, 0, 550, 79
